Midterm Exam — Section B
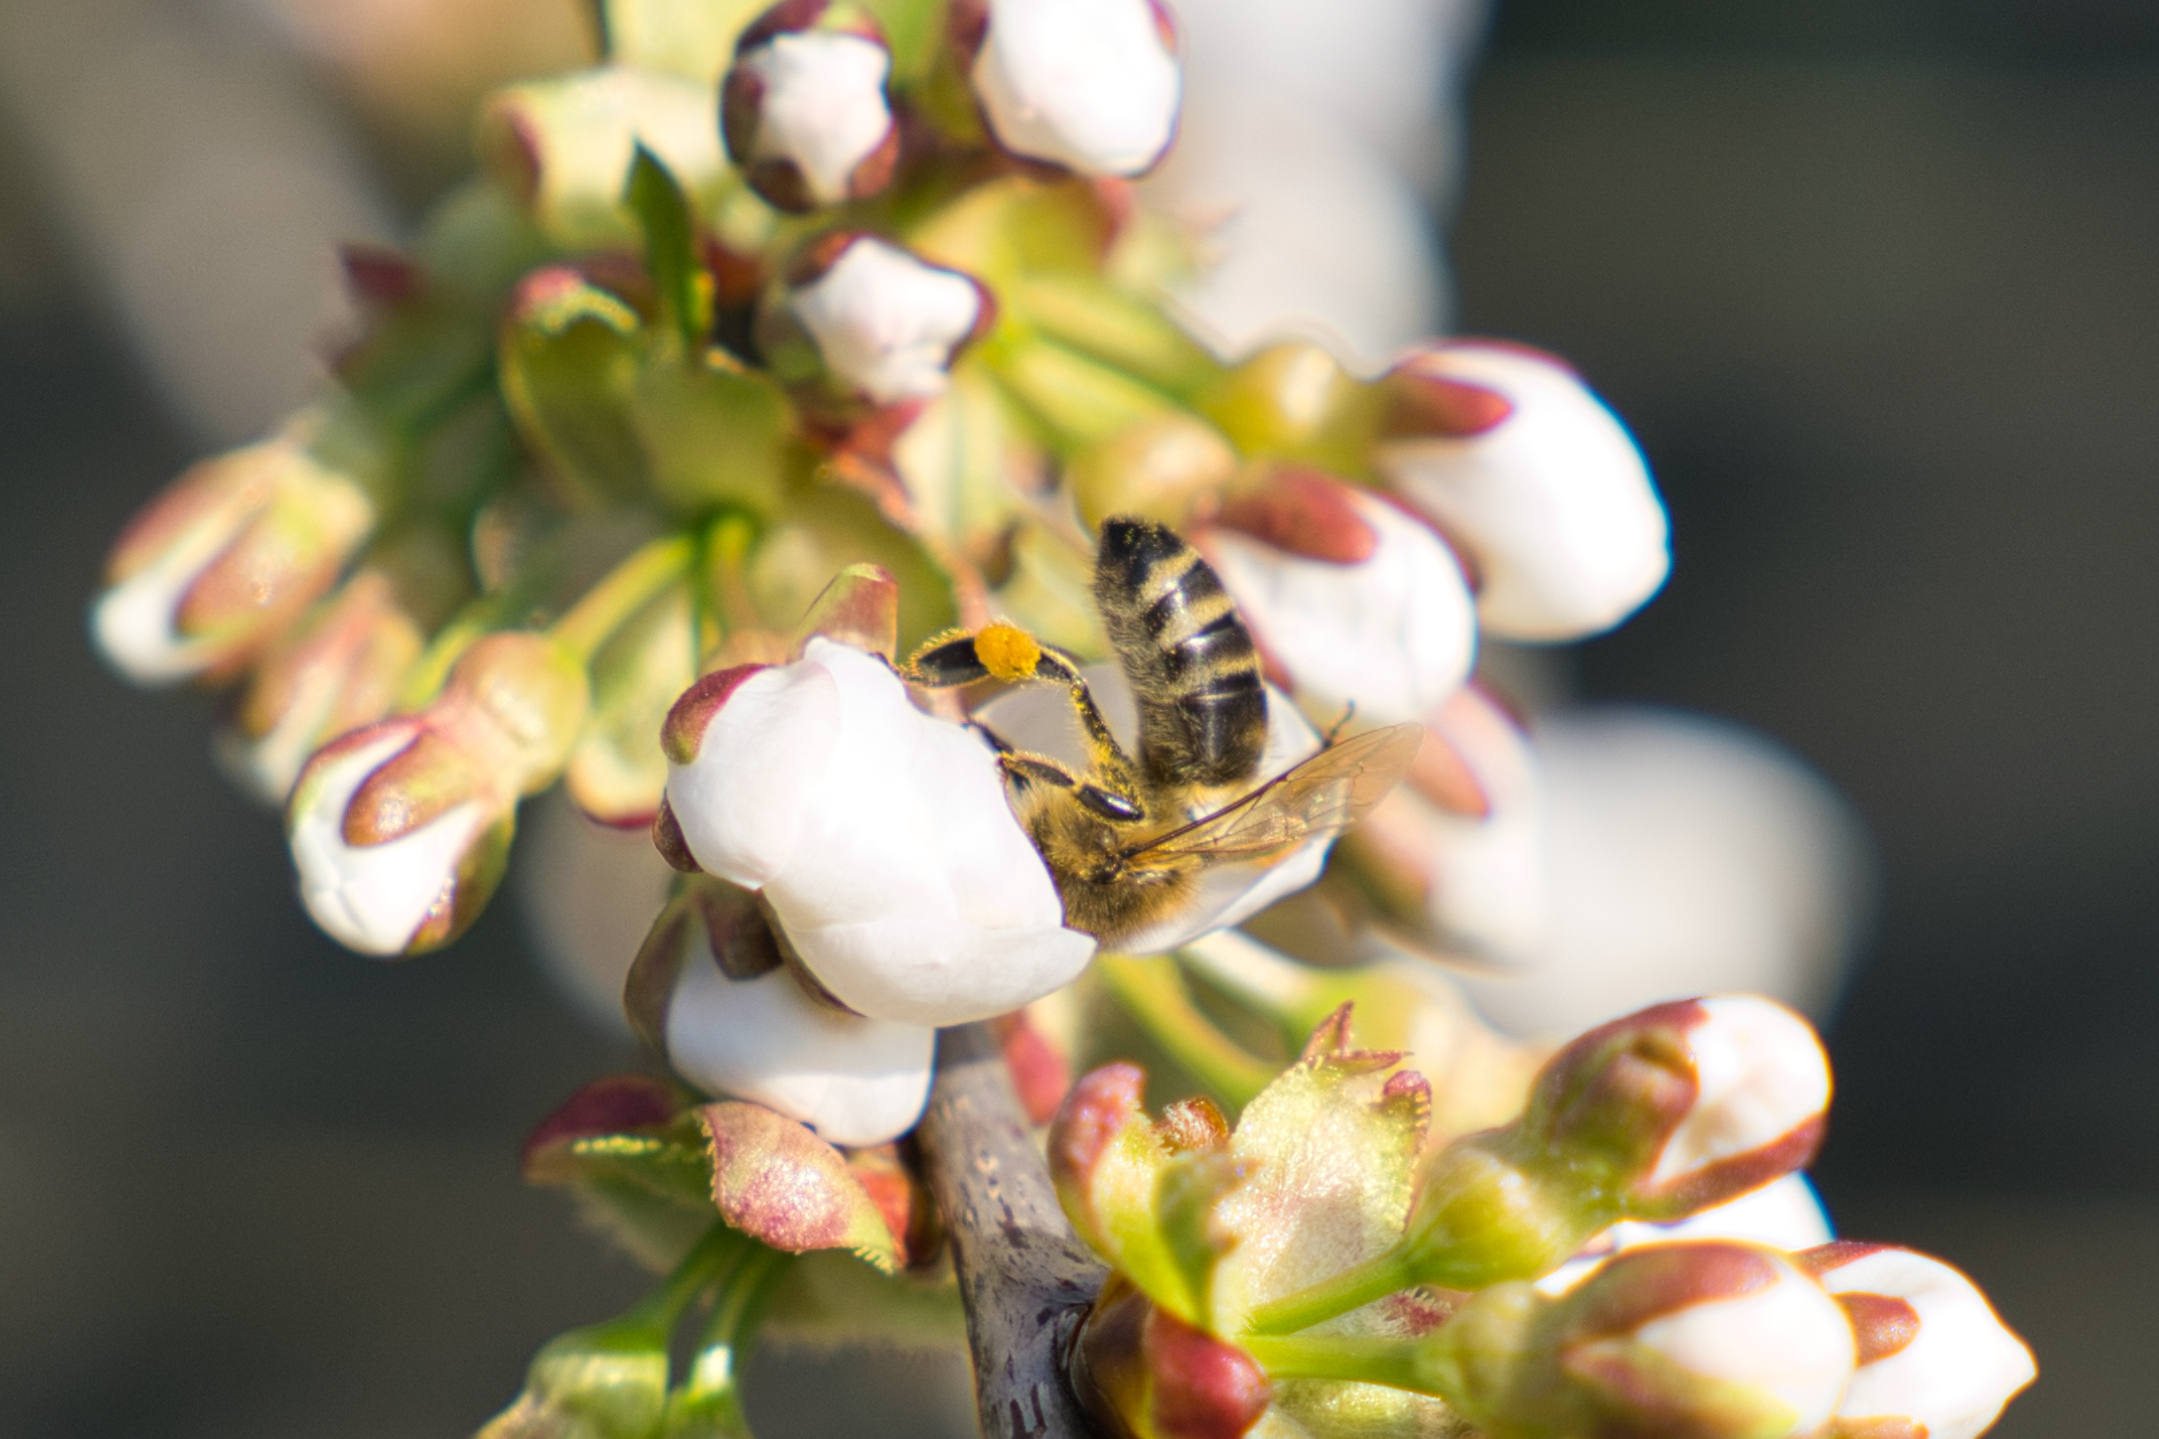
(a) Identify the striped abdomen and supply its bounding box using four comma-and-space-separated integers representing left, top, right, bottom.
1094, 517, 1268, 790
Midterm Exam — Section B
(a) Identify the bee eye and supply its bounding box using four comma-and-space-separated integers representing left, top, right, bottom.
1077, 785, 1145, 824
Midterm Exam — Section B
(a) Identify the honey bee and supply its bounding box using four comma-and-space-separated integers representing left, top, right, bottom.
905, 516, 1421, 948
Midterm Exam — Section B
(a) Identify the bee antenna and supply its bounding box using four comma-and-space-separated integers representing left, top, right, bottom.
1323, 702, 1357, 748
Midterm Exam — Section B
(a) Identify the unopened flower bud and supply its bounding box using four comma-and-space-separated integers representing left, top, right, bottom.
1374, 342, 1668, 641
1067, 412, 1239, 534
216, 572, 424, 804
661, 580, 1094, 1024
1384, 996, 1828, 1294
479, 66, 727, 250
1201, 470, 1475, 725
722, 3, 899, 212
626, 877, 937, 1146
1201, 340, 1373, 472
1448, 1243, 1855, 1439
963, 0, 1181, 177
1343, 684, 1548, 964
1072, 1275, 1273, 1439
1251, 1246, 1853, 1439
288, 632, 590, 956
760, 234, 989, 408
94, 421, 377, 687
1516, 994, 1831, 1220
1801, 1241, 2035, 1439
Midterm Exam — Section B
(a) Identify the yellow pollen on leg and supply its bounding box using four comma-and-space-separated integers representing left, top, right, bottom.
974, 622, 1043, 681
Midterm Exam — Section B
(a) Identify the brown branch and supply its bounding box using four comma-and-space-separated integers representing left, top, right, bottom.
917, 1023, 1109, 1439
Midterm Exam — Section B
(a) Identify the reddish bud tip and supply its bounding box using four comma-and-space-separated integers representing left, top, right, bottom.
1213, 469, 1378, 565
1381, 370, 1515, 439
652, 797, 703, 873
661, 664, 771, 765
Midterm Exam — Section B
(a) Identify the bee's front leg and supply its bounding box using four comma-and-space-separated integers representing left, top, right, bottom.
996, 751, 1146, 825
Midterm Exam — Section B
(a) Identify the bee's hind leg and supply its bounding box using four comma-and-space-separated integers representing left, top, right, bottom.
902, 630, 995, 689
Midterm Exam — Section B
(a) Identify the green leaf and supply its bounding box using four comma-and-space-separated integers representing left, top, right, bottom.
625, 145, 708, 352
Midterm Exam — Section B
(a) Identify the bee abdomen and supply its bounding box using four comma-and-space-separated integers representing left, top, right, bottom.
1096, 517, 1267, 787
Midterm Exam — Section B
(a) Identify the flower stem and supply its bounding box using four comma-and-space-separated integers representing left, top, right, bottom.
1242, 1332, 1437, 1396
1097, 953, 1278, 1110
552, 534, 696, 662
1241, 1246, 1421, 1336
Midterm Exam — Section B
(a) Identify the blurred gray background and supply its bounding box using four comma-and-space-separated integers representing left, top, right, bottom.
2, 0, 2156, 1433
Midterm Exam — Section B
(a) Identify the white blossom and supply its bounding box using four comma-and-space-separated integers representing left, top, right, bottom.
664, 638, 1096, 1026
1376, 343, 1668, 641
664, 948, 935, 1148
971, 0, 1181, 177
1203, 486, 1475, 726
788, 238, 983, 405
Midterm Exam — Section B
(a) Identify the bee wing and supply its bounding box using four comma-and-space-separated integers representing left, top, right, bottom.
1119, 723, 1424, 870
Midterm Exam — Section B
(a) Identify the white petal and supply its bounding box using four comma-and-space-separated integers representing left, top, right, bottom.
1375, 344, 1667, 641
1457, 708, 1871, 1037
1417, 686, 1546, 962
1651, 995, 1830, 1187
665, 954, 935, 1147
1817, 1249, 2035, 1439
973, 0, 1181, 177
1631, 1256, 1855, 1434
1140, 97, 1440, 368
289, 730, 487, 957
762, 641, 1094, 1025
91, 492, 258, 685
1540, 1174, 1834, 1298
738, 33, 893, 206
790, 239, 981, 405
515, 790, 678, 1036
1205, 492, 1475, 726
666, 660, 843, 888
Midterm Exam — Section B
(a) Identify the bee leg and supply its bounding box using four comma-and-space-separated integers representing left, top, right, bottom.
903, 631, 993, 689
998, 752, 1146, 825
1027, 648, 1147, 794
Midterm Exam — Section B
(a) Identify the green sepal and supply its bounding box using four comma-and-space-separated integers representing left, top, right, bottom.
1005, 275, 1222, 400
566, 576, 697, 825
631, 357, 792, 517
986, 336, 1177, 448
907, 176, 1122, 288
500, 270, 649, 506
757, 1249, 968, 1354
603, 0, 767, 79
503, 1317, 673, 1439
